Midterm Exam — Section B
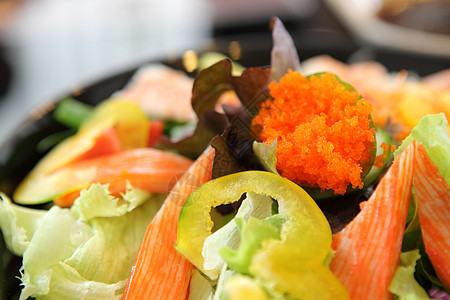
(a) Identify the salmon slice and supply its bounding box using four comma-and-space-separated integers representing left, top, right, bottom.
422, 69, 450, 90
117, 64, 197, 123
330, 142, 415, 300
414, 143, 450, 290
117, 64, 242, 124
122, 146, 215, 300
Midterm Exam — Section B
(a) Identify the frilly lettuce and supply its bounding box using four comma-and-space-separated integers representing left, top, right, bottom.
71, 182, 152, 221
214, 265, 235, 300
252, 140, 279, 175
389, 250, 430, 299
401, 188, 422, 252
202, 192, 273, 279
219, 215, 285, 275
0, 184, 165, 300
187, 192, 275, 299
395, 113, 449, 185
187, 269, 214, 300
0, 194, 46, 256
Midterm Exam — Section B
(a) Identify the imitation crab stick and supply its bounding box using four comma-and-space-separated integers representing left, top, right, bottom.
330, 142, 415, 300
414, 143, 450, 290
54, 148, 192, 207
122, 146, 215, 300
21, 148, 192, 207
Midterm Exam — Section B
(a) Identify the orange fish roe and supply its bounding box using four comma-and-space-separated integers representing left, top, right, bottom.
373, 143, 397, 168
374, 143, 389, 168
252, 71, 375, 194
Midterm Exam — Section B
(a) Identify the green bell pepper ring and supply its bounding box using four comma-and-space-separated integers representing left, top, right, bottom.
175, 171, 349, 299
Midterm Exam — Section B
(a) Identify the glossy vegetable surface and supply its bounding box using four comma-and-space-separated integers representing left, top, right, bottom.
176, 171, 349, 299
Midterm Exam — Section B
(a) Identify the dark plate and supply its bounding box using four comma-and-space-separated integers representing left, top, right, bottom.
0, 35, 448, 299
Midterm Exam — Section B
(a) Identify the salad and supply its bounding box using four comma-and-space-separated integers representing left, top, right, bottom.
0, 17, 449, 300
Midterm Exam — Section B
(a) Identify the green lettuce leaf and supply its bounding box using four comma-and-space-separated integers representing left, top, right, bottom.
0, 231, 8, 300
395, 113, 450, 186
252, 140, 279, 175
219, 215, 284, 275
415, 247, 447, 292
197, 52, 245, 76
402, 189, 422, 252
0, 194, 46, 256
188, 269, 214, 300
214, 264, 236, 300
202, 192, 274, 280
2, 184, 165, 300
389, 250, 430, 299
71, 182, 157, 221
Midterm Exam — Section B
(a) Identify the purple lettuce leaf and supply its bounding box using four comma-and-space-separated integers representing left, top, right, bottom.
157, 110, 229, 158
210, 105, 264, 179
232, 67, 271, 117
157, 57, 271, 176
156, 60, 233, 158
429, 286, 450, 300
270, 16, 301, 81
209, 66, 271, 178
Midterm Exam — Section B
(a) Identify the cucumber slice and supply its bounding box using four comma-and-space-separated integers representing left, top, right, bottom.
363, 128, 392, 186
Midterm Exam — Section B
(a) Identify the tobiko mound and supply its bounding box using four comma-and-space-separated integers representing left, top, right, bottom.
252, 71, 375, 194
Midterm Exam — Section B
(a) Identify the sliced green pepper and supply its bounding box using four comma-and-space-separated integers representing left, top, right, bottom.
175, 171, 349, 299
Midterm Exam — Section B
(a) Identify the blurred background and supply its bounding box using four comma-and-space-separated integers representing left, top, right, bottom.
0, 0, 449, 143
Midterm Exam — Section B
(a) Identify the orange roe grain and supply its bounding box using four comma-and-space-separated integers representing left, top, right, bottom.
374, 143, 388, 168
252, 71, 375, 194
373, 142, 393, 168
